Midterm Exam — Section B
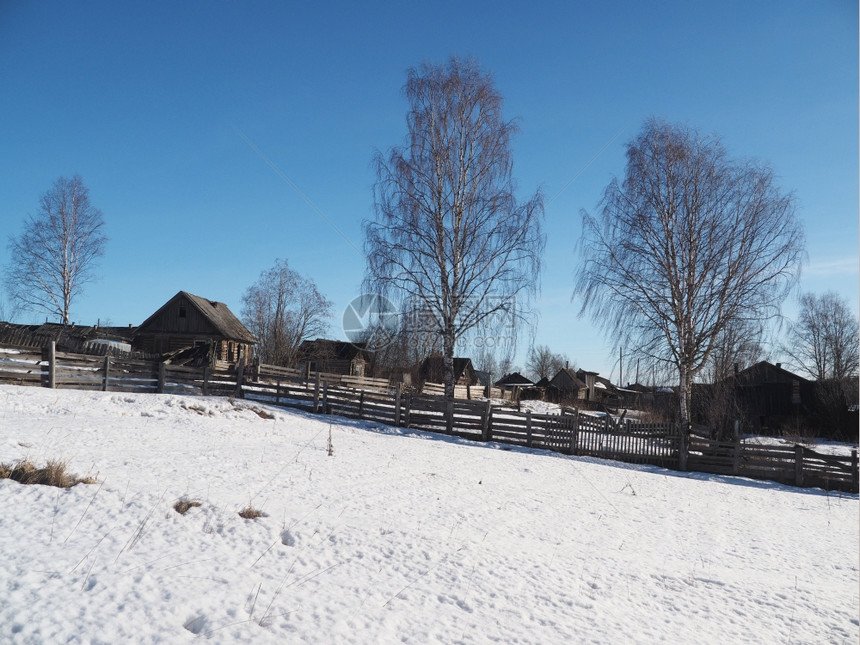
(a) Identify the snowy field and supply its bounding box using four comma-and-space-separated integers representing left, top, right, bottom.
0, 384, 857, 644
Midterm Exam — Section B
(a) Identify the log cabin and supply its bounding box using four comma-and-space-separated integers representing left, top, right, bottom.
133, 291, 257, 363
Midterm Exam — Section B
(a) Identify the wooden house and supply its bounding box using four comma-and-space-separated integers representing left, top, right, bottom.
549, 367, 587, 402
494, 372, 534, 389
296, 339, 372, 376
133, 291, 257, 362
418, 355, 478, 386
693, 361, 813, 435
532, 376, 562, 403
549, 368, 619, 406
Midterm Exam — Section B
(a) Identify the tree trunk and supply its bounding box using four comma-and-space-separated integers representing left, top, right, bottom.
678, 363, 691, 427
443, 328, 456, 399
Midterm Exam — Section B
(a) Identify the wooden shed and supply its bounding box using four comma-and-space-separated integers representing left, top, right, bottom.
549, 367, 587, 402
296, 339, 372, 376
133, 291, 257, 362
418, 355, 478, 386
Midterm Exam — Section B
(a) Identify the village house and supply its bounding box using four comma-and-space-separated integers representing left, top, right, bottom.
132, 291, 257, 363
549, 367, 619, 406
549, 367, 587, 402
692, 361, 814, 436
296, 339, 373, 376
418, 355, 478, 386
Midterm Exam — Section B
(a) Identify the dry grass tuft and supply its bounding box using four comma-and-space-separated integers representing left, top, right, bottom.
251, 407, 275, 420
0, 459, 96, 488
173, 499, 202, 515
238, 505, 265, 520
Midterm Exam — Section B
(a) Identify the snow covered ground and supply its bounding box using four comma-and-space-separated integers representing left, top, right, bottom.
0, 384, 857, 643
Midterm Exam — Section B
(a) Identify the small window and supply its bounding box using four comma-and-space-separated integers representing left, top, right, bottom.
179, 306, 187, 319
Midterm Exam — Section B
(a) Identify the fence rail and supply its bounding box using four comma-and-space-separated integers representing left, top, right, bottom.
1, 342, 856, 493
689, 435, 858, 492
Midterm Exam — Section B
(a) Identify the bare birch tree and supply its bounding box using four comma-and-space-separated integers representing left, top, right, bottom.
5, 175, 107, 324
574, 119, 805, 425
365, 57, 544, 397
241, 259, 333, 367
784, 291, 859, 381
526, 344, 569, 382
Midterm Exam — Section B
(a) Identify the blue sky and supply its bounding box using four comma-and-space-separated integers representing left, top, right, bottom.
1, 0, 857, 381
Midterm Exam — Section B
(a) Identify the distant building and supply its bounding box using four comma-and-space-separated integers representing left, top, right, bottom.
418, 355, 478, 386
494, 372, 534, 389
0, 321, 135, 355
133, 291, 257, 362
549, 367, 619, 406
296, 339, 372, 376
693, 361, 813, 435
549, 367, 587, 402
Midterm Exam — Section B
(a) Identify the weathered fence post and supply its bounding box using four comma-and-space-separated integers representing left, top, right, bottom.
157, 362, 166, 393
851, 450, 858, 493
322, 381, 329, 414
404, 393, 412, 428
275, 377, 281, 405
795, 444, 804, 487
359, 391, 365, 419
235, 358, 245, 399
569, 409, 579, 455
481, 400, 492, 442
732, 425, 740, 475
202, 366, 210, 396
103, 355, 111, 392
313, 372, 321, 412
46, 341, 56, 389
445, 400, 454, 434
394, 383, 402, 426
305, 361, 312, 383
526, 410, 533, 448
678, 424, 688, 471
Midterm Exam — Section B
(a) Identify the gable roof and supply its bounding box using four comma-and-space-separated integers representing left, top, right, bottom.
575, 368, 617, 391
495, 372, 534, 387
137, 291, 257, 344
419, 355, 476, 383
474, 370, 492, 387
297, 338, 371, 362
730, 360, 810, 385
550, 367, 586, 391
534, 376, 556, 389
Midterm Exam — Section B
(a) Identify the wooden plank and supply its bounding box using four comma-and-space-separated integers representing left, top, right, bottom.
0, 369, 43, 382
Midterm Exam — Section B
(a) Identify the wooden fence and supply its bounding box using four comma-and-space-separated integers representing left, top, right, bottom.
1, 342, 857, 493
689, 434, 858, 493
421, 381, 505, 400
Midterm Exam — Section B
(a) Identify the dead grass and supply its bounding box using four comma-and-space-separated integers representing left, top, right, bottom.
0, 459, 96, 488
173, 499, 202, 515
238, 505, 265, 520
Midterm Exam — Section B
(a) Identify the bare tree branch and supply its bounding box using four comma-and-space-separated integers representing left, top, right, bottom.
241, 259, 333, 367
574, 119, 805, 424
783, 291, 859, 381
364, 57, 544, 397
526, 344, 569, 382
5, 175, 107, 324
